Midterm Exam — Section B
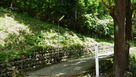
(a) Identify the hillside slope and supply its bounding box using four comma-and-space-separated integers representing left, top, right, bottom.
0, 8, 112, 63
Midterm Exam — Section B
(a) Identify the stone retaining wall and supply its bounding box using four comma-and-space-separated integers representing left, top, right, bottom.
0, 44, 113, 77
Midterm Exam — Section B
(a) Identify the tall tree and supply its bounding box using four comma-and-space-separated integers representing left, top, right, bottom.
102, 0, 133, 76
113, 0, 126, 76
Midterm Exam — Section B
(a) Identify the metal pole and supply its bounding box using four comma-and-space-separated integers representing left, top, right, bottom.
95, 43, 99, 77
57, 21, 60, 59
57, 15, 65, 59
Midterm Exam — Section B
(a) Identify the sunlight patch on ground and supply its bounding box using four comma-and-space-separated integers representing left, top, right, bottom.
0, 11, 113, 51
0, 15, 32, 46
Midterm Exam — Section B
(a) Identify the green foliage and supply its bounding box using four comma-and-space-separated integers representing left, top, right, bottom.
129, 54, 136, 77
0, 0, 113, 38
0, 8, 113, 65
76, 14, 113, 37
0, 50, 18, 63
99, 59, 113, 73
132, 0, 136, 4
132, 13, 136, 45
89, 59, 113, 75
0, 44, 2, 48
131, 0, 136, 45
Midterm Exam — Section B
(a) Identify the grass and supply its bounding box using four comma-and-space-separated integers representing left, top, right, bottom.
0, 9, 95, 48
0, 8, 113, 63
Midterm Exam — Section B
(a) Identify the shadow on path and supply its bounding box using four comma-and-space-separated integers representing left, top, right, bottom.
26, 52, 114, 77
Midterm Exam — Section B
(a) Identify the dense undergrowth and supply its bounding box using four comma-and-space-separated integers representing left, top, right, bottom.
0, 7, 136, 77
82, 50, 136, 77
129, 49, 136, 77
0, 8, 113, 64
0, 0, 114, 38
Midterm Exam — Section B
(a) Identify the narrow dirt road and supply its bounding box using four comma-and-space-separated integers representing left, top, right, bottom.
26, 52, 114, 77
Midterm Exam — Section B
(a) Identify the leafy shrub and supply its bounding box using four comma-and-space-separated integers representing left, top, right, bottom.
88, 59, 113, 76
0, 50, 18, 63
0, 44, 2, 48
75, 14, 113, 38
129, 54, 136, 77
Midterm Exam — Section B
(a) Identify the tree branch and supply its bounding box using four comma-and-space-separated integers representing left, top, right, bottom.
102, 0, 110, 9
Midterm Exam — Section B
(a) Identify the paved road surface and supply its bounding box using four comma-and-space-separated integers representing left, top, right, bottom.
26, 52, 114, 77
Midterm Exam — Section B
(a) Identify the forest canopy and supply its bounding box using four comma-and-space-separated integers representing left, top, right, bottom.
0, 0, 114, 38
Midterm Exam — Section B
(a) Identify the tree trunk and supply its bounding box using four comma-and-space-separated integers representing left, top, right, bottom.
112, 0, 126, 76
125, 0, 132, 71
102, 0, 132, 76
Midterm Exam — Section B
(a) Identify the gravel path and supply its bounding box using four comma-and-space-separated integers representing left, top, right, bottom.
26, 52, 114, 77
